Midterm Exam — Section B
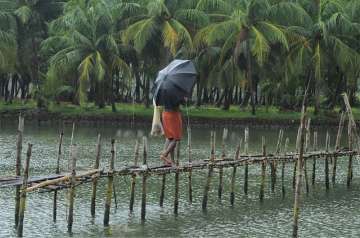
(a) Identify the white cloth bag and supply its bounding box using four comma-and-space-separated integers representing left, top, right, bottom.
151, 99, 164, 136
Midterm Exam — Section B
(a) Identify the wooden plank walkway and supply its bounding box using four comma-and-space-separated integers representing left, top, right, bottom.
1, 149, 356, 191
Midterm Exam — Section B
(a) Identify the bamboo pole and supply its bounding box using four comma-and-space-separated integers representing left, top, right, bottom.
130, 139, 140, 213
15, 114, 24, 227
325, 132, 330, 191
67, 145, 77, 233
17, 143, 32, 237
260, 136, 266, 202
187, 126, 193, 204
270, 129, 283, 193
332, 112, 345, 185
293, 126, 301, 189
159, 173, 166, 207
159, 137, 168, 207
347, 121, 353, 187
218, 128, 228, 200
230, 138, 242, 206
282, 138, 289, 198
244, 127, 249, 195
26, 169, 100, 192
53, 131, 64, 222
174, 141, 180, 215
304, 119, 311, 194
202, 131, 215, 211
312, 131, 318, 186
292, 105, 307, 238
91, 134, 101, 218
141, 137, 148, 221
104, 139, 115, 226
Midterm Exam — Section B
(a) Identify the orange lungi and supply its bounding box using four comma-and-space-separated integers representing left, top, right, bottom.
162, 111, 183, 140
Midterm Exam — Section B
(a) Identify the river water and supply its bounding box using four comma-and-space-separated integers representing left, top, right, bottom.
0, 121, 359, 237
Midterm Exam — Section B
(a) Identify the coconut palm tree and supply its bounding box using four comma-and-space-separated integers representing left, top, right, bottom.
42, 0, 130, 109
284, 0, 360, 113
195, 0, 292, 114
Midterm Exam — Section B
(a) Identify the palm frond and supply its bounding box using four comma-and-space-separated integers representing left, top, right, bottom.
257, 21, 289, 50
250, 26, 270, 66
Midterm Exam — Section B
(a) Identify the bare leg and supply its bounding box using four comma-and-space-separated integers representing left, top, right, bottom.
163, 139, 171, 151
163, 139, 176, 158
160, 139, 175, 165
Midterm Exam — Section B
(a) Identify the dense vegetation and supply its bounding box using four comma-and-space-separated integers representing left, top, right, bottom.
0, 0, 359, 115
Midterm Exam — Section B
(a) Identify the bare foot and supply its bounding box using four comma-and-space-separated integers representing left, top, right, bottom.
160, 154, 173, 166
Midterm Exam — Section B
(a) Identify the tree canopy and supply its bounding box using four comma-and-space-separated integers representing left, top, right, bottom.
0, 0, 359, 114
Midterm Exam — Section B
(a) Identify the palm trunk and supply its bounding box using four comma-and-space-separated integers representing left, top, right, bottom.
247, 46, 255, 115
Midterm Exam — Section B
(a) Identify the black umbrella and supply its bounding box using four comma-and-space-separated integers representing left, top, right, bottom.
153, 59, 197, 109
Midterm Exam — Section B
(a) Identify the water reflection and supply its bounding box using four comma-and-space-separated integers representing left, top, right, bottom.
0, 121, 357, 237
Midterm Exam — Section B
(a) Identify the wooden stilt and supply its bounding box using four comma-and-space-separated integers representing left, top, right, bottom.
218, 128, 228, 200
141, 137, 148, 221
304, 119, 311, 194
332, 112, 345, 185
187, 126, 193, 204
292, 105, 307, 238
312, 131, 318, 186
260, 137, 266, 202
129, 140, 140, 213
282, 138, 289, 198
17, 144, 32, 237
104, 139, 115, 226
292, 161, 297, 190
174, 141, 180, 215
91, 134, 101, 218
202, 131, 215, 211
325, 132, 330, 191
53, 131, 64, 222
230, 138, 241, 206
15, 114, 24, 228
68, 145, 77, 233
270, 129, 283, 193
244, 127, 249, 195
347, 121, 353, 188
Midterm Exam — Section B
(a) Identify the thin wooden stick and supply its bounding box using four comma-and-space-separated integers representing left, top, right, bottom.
91, 134, 101, 218
187, 126, 193, 204
174, 141, 180, 215
244, 127, 249, 195
260, 136, 266, 202
67, 145, 77, 233
104, 139, 115, 226
17, 143, 32, 237
130, 139, 139, 213
53, 131, 64, 222
304, 119, 311, 194
325, 132, 330, 191
202, 131, 215, 211
141, 137, 148, 221
292, 105, 307, 238
312, 131, 318, 186
332, 112, 345, 185
347, 120, 353, 187
15, 114, 24, 227
218, 128, 228, 200
230, 138, 241, 206
282, 138, 289, 198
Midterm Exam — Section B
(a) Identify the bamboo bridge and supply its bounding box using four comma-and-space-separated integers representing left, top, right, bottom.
2, 95, 360, 237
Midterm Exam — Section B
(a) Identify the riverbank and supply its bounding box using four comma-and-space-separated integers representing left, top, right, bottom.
0, 100, 355, 127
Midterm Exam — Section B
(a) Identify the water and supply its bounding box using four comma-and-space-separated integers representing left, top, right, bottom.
0, 121, 359, 237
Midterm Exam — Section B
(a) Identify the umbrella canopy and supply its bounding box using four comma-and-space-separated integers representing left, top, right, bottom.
153, 60, 197, 109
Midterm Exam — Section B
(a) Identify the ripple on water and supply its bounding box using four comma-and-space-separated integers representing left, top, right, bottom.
0, 123, 359, 237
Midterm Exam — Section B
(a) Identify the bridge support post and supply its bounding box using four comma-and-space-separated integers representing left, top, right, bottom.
17, 144, 32, 237
104, 139, 115, 226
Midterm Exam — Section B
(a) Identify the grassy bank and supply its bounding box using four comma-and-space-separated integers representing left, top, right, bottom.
0, 100, 357, 122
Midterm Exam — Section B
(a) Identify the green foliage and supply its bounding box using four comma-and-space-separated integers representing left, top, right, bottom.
0, 0, 358, 115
